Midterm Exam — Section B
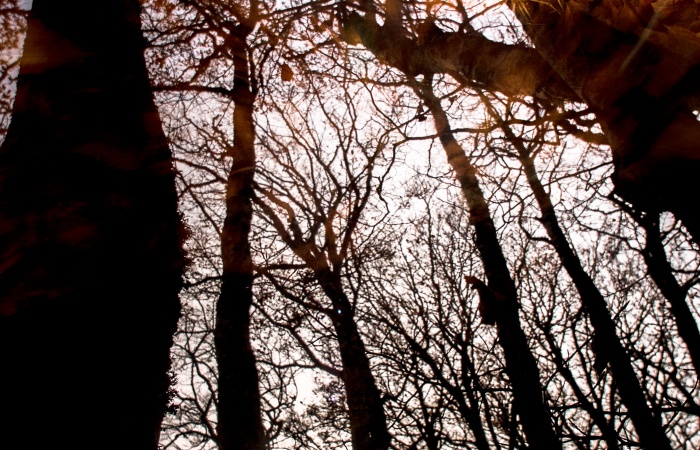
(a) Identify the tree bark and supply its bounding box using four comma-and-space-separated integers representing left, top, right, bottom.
343, 11, 576, 102
507, 0, 700, 246
635, 211, 700, 374
254, 193, 391, 450
0, 1, 185, 449
504, 122, 673, 449
344, 4, 700, 245
319, 269, 392, 450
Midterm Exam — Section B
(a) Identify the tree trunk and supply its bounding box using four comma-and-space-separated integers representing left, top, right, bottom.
341, 11, 576, 102
509, 130, 672, 450
0, 1, 185, 449
318, 270, 392, 450
507, 0, 700, 246
254, 166, 391, 449
419, 83, 561, 449
344, 4, 700, 245
636, 212, 700, 374
214, 24, 267, 450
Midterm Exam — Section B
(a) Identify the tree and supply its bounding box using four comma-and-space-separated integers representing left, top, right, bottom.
253, 80, 394, 449
508, 0, 700, 245
414, 79, 561, 448
341, 0, 700, 245
480, 94, 672, 449
143, 1, 271, 448
6, 1, 693, 448
211, 2, 267, 448
0, 1, 185, 449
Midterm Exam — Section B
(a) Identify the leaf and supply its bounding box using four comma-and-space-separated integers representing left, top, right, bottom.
281, 63, 294, 82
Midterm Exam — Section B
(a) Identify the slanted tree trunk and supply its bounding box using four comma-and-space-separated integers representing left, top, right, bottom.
254, 193, 391, 450
0, 1, 185, 449
318, 269, 392, 450
343, 3, 700, 245
418, 81, 561, 449
631, 210, 700, 374
507, 0, 700, 246
214, 22, 267, 450
493, 112, 672, 449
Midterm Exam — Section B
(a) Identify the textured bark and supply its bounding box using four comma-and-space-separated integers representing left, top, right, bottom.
254, 194, 390, 450
345, 3, 700, 244
420, 84, 560, 449
343, 11, 576, 102
0, 1, 185, 449
214, 24, 266, 450
507, 0, 700, 245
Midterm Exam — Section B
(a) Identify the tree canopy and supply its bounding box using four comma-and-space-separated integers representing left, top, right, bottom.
2, 0, 700, 449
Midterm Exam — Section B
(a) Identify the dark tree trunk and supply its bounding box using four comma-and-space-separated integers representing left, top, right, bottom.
319, 270, 391, 450
254, 193, 391, 449
345, 5, 700, 245
511, 134, 672, 450
636, 212, 700, 374
213, 24, 266, 450
419, 83, 561, 449
0, 1, 185, 449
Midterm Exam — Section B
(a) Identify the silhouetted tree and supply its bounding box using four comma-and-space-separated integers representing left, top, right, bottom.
80, 1, 699, 448
0, 1, 185, 449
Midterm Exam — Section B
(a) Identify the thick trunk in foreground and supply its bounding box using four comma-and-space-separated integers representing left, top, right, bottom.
0, 1, 185, 449
214, 25, 266, 450
507, 0, 700, 246
420, 84, 560, 449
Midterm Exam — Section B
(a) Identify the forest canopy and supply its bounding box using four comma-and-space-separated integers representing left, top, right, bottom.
1, 0, 700, 449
